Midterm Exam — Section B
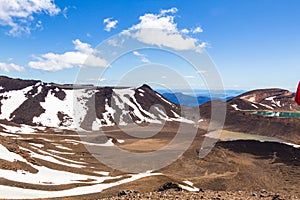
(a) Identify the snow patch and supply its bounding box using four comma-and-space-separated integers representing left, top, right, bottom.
33, 89, 95, 128
48, 149, 75, 155
1, 124, 36, 134
258, 103, 274, 110
156, 93, 173, 106
99, 99, 115, 126
0, 86, 33, 120
112, 88, 161, 124
138, 89, 145, 93
0, 171, 161, 199
117, 139, 125, 143
231, 104, 241, 111
53, 144, 72, 151
0, 144, 26, 162
179, 181, 199, 192
251, 104, 258, 109
29, 143, 44, 148
248, 97, 256, 103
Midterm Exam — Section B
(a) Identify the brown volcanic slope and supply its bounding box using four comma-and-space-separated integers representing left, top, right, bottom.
228, 88, 299, 111
0, 119, 299, 199
199, 88, 300, 144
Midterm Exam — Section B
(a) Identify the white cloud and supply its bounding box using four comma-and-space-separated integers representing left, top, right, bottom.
133, 51, 150, 63
160, 7, 178, 15
103, 17, 118, 32
0, 0, 61, 36
181, 28, 190, 34
192, 26, 203, 33
0, 62, 25, 72
123, 7, 206, 52
28, 39, 108, 71
180, 26, 203, 34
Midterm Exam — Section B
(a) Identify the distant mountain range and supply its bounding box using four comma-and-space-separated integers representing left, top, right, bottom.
161, 92, 238, 107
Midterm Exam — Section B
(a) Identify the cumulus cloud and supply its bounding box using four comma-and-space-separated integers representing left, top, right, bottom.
122, 7, 206, 52
159, 7, 178, 15
192, 26, 203, 33
133, 51, 150, 63
28, 39, 108, 71
103, 17, 118, 32
0, 62, 25, 72
181, 26, 203, 34
181, 28, 190, 34
0, 0, 61, 36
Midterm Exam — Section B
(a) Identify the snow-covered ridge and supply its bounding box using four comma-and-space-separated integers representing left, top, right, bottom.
0, 77, 191, 129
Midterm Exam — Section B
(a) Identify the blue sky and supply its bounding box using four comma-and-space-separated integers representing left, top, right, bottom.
0, 0, 299, 91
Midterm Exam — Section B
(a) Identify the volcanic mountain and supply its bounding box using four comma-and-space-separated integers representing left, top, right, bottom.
199, 88, 300, 144
228, 88, 300, 112
0, 76, 190, 130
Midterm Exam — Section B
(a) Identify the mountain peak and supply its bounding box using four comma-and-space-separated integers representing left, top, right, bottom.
139, 84, 153, 90
0, 76, 189, 129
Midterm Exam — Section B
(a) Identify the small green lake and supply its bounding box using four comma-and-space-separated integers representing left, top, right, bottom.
251, 111, 300, 118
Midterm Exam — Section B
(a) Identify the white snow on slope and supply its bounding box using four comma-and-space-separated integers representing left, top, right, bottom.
0, 144, 26, 162
0, 86, 33, 120
283, 142, 300, 148
240, 95, 256, 103
231, 104, 240, 111
48, 149, 75, 155
179, 180, 199, 192
156, 93, 173, 106
138, 89, 145, 93
258, 103, 274, 110
1, 124, 36, 134
265, 96, 281, 107
112, 88, 161, 124
98, 98, 116, 127
54, 144, 72, 151
0, 171, 161, 199
33, 89, 95, 128
29, 143, 44, 148
64, 138, 115, 147
28, 147, 86, 168
247, 97, 256, 103
1, 85, 191, 129
79, 138, 115, 147
251, 104, 258, 109
0, 132, 16, 137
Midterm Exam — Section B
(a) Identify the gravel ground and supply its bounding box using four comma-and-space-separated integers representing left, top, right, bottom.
102, 189, 299, 200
